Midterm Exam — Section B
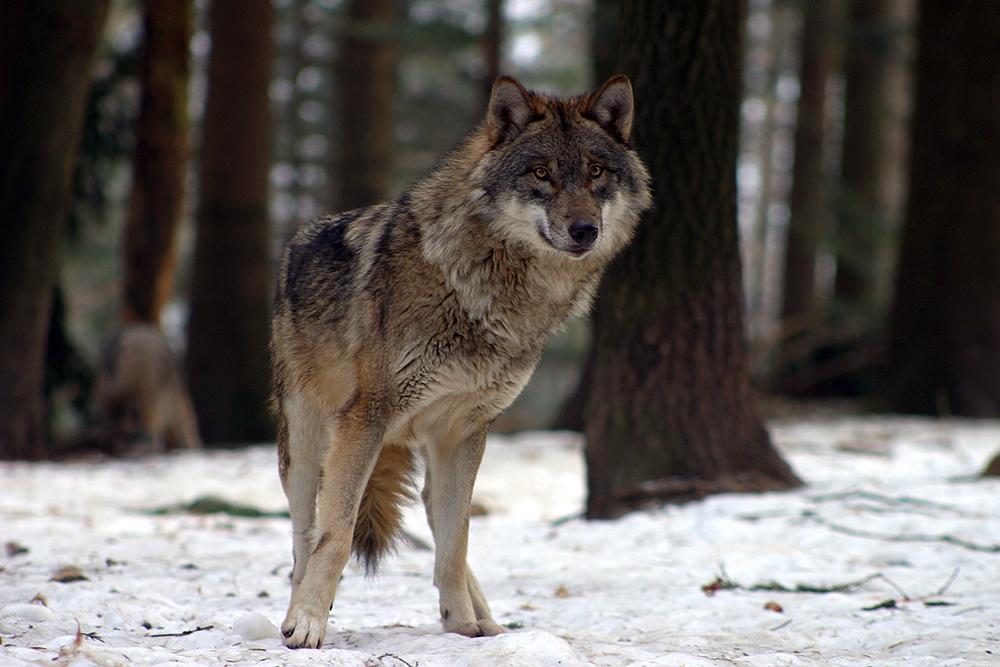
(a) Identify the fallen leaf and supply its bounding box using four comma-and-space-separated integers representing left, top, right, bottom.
764, 601, 783, 613
863, 599, 897, 611
5, 541, 28, 557
51, 565, 88, 583
554, 585, 570, 598
30, 593, 48, 607
469, 502, 490, 517
519, 603, 537, 611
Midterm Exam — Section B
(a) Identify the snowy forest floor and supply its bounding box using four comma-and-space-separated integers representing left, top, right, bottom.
2, 417, 999, 666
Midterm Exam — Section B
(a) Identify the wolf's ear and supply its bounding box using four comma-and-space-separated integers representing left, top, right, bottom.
486, 76, 533, 144
583, 75, 634, 143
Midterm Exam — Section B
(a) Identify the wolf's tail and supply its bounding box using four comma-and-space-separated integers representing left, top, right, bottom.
352, 444, 418, 575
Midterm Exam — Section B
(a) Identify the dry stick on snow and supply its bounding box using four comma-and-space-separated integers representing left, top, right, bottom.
701, 565, 910, 598
377, 653, 417, 667
807, 514, 1000, 553
148, 625, 214, 638
808, 489, 971, 515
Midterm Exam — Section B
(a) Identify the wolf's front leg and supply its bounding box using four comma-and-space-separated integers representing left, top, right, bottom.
423, 427, 504, 637
281, 397, 385, 649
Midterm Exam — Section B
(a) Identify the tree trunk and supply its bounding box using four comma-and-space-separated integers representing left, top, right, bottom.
186, 0, 274, 444
0, 0, 109, 459
334, 0, 399, 211
780, 0, 835, 324
123, 0, 193, 324
480, 0, 504, 106
582, 0, 801, 519
889, 0, 1000, 416
833, 0, 892, 307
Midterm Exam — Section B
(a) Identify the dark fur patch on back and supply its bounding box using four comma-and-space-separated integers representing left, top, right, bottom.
284, 212, 361, 321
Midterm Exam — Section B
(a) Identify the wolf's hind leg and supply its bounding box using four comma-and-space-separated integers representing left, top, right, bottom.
282, 394, 385, 649
423, 428, 503, 638
279, 393, 324, 596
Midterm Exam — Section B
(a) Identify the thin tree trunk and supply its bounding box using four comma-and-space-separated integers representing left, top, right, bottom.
889, 0, 1000, 416
481, 0, 504, 106
0, 0, 110, 459
334, 0, 399, 211
780, 0, 835, 324
834, 0, 891, 307
583, 0, 801, 519
123, 0, 193, 324
186, 0, 274, 444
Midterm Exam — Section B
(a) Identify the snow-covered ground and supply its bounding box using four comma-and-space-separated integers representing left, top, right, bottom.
2, 417, 999, 666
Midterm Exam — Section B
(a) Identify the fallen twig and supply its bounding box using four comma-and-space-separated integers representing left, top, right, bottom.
701, 566, 906, 597
149, 625, 214, 638
808, 490, 970, 515
808, 515, 1000, 553
377, 653, 416, 667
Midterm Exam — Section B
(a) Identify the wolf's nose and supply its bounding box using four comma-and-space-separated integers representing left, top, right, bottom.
568, 220, 598, 246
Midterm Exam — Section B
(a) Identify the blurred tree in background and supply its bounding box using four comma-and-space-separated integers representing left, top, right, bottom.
0, 0, 110, 459
889, 0, 1000, 416
186, 0, 275, 444
122, 0, 193, 325
334, 0, 401, 211
581, 0, 801, 519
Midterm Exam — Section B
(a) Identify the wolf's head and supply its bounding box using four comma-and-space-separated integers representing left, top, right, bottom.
473, 76, 652, 260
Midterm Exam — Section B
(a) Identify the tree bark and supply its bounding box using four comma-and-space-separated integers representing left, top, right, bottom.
123, 0, 193, 324
780, 0, 835, 324
481, 0, 504, 106
0, 0, 109, 459
889, 0, 1000, 416
186, 0, 274, 443
834, 0, 892, 307
334, 0, 399, 211
582, 0, 801, 519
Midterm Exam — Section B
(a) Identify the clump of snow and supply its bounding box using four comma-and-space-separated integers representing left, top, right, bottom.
1, 416, 999, 665
232, 612, 279, 641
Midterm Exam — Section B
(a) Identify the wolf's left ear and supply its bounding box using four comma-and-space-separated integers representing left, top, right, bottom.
583, 75, 634, 143
486, 76, 533, 144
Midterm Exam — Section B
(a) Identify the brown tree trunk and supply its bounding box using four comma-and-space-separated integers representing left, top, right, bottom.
582, 0, 801, 519
334, 0, 399, 211
0, 0, 109, 459
780, 0, 835, 324
834, 0, 892, 307
186, 0, 274, 444
481, 0, 504, 106
889, 0, 1000, 416
122, 0, 193, 324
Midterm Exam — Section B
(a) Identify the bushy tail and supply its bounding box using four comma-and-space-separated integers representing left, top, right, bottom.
352, 444, 418, 575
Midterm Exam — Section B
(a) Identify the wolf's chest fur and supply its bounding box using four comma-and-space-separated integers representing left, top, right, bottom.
292, 206, 594, 418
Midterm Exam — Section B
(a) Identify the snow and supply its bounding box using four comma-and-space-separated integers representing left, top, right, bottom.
2, 417, 999, 666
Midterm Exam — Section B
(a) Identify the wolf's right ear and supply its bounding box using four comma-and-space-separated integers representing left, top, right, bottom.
486, 76, 533, 145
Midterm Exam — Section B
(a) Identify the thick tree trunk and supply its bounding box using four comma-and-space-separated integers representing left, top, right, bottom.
889, 1, 1000, 416
122, 0, 193, 324
186, 0, 274, 444
780, 0, 835, 324
334, 0, 399, 211
0, 0, 109, 459
582, 0, 801, 519
834, 0, 891, 307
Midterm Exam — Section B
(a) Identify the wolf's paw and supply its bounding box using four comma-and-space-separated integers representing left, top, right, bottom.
281, 604, 328, 649
444, 618, 506, 637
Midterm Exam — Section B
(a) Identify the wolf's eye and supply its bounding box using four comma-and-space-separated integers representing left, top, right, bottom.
533, 166, 550, 181
589, 164, 604, 178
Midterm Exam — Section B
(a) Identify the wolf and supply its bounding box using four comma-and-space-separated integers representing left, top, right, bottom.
93, 324, 202, 452
271, 75, 651, 648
